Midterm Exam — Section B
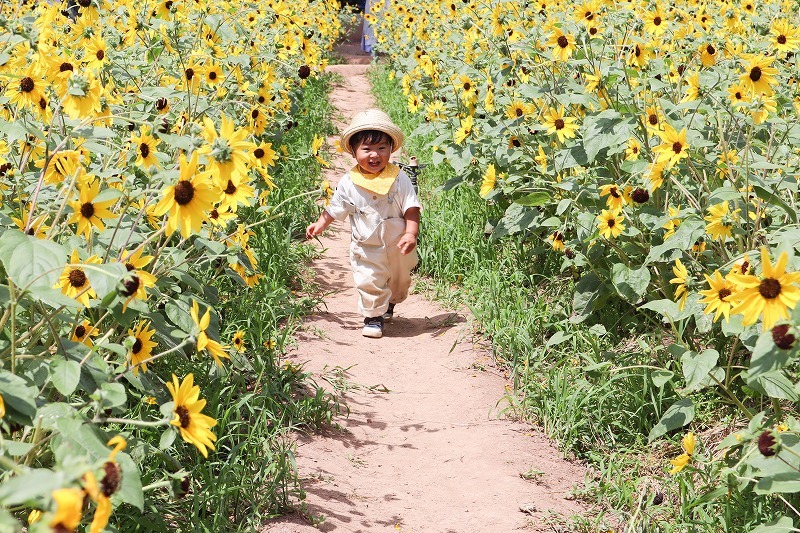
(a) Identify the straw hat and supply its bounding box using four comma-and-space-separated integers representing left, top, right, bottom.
340, 109, 404, 156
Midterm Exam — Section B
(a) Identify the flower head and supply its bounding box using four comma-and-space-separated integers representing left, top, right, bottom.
166, 374, 218, 458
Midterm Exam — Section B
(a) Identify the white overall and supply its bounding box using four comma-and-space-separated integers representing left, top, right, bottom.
326, 170, 421, 318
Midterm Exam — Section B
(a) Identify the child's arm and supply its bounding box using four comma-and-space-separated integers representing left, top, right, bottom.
397, 207, 420, 255
306, 210, 335, 240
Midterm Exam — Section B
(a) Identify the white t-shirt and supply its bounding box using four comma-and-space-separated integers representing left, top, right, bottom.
326, 169, 421, 245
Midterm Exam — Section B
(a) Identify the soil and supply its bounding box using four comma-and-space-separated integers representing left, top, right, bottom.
261, 29, 589, 533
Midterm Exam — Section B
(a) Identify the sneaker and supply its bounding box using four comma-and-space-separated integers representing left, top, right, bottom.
362, 316, 384, 338
383, 303, 396, 321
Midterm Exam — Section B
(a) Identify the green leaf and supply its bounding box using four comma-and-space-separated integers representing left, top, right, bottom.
94, 382, 127, 409
750, 517, 795, 533
492, 204, 539, 238
681, 349, 719, 392
644, 217, 705, 264
649, 398, 695, 442
0, 371, 37, 423
753, 185, 798, 224
0, 229, 67, 289
0, 507, 20, 532
115, 452, 144, 511
545, 331, 573, 347
513, 191, 550, 207
651, 369, 674, 388
581, 110, 633, 163
84, 263, 128, 301
571, 271, 606, 323
749, 371, 799, 401
0, 469, 67, 506
610, 263, 651, 303
160, 427, 177, 449
26, 286, 81, 309
747, 329, 797, 382
755, 473, 800, 495
50, 357, 81, 396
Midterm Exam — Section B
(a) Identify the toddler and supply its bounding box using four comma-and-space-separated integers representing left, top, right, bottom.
306, 109, 421, 338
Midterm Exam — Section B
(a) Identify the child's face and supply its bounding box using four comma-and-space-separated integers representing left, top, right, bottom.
354, 138, 392, 174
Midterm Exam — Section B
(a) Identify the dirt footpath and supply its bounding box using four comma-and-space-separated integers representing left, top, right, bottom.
261, 43, 588, 533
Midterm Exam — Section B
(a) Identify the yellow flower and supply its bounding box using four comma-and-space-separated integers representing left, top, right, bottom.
130, 126, 161, 169
642, 6, 668, 36
625, 138, 641, 161
549, 231, 565, 252
56, 250, 101, 307
669, 432, 695, 474
454, 115, 475, 145
670, 259, 690, 310
480, 164, 497, 198
652, 124, 689, 168
729, 248, 800, 330
740, 55, 778, 97
152, 152, 218, 239
546, 27, 576, 62
198, 114, 256, 189
191, 300, 230, 366
128, 321, 157, 375
72, 319, 99, 346
599, 184, 627, 211
232, 331, 246, 353
542, 106, 579, 143
699, 271, 738, 322
704, 201, 739, 241
67, 180, 118, 239
0, 393, 4, 418
166, 374, 218, 458
662, 205, 681, 239
596, 209, 624, 239
50, 488, 84, 531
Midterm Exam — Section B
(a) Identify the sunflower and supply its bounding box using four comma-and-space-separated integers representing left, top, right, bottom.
627, 42, 651, 69
699, 271, 738, 322
56, 250, 101, 307
12, 211, 50, 239
247, 106, 267, 135
625, 138, 641, 161
119, 248, 157, 293
57, 71, 102, 119
67, 180, 118, 239
599, 184, 628, 211
727, 83, 751, 106
728, 248, 800, 330
190, 300, 231, 366
669, 432, 695, 474
699, 43, 717, 67
480, 164, 497, 198
252, 142, 277, 167
652, 124, 689, 168
203, 62, 224, 85
683, 71, 701, 102
166, 374, 218, 458
771, 20, 800, 54
128, 321, 157, 375
662, 205, 682, 239
206, 206, 237, 228
548, 231, 565, 252
642, 6, 668, 36
198, 114, 255, 189
740, 55, 778, 96
83, 35, 108, 71
231, 331, 246, 353
704, 201, 739, 241
152, 151, 219, 238
574, 0, 600, 26
454, 74, 478, 104
670, 259, 691, 310
72, 319, 99, 346
542, 106, 579, 143
547, 27, 576, 62
130, 126, 161, 168
6, 66, 45, 110
596, 209, 624, 239
453, 115, 476, 145
505, 100, 529, 120
643, 105, 663, 133
50, 488, 84, 532
182, 58, 203, 93
218, 175, 255, 213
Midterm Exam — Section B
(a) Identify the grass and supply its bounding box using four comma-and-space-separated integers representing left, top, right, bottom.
368, 61, 797, 531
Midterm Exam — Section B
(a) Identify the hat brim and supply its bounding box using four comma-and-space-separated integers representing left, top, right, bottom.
341, 122, 404, 156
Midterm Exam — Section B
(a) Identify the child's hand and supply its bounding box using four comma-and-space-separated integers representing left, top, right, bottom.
306, 222, 324, 240
397, 233, 417, 255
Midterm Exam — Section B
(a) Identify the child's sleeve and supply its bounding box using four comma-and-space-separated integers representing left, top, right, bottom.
397, 171, 422, 214
324, 177, 355, 221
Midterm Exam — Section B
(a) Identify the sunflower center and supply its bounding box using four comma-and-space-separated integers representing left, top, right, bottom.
718, 288, 732, 300
38, 97, 47, 110
139, 142, 150, 159
209, 71, 217, 80
122, 275, 140, 297
463, 82, 471, 90
224, 181, 237, 195
78, 0, 91, 6
589, 27, 598, 35
653, 16, 662, 25
156, 98, 168, 110
254, 148, 265, 158
515, 107, 523, 117
165, 0, 174, 8
96, 49, 105, 61
251, 109, 260, 119
80, 202, 95, 218
20, 77, 35, 93
75, 325, 87, 338
778, 35, 787, 45
634, 45, 641, 57
706, 44, 715, 55
68, 269, 87, 288
512, 138, 521, 147
60, 62, 74, 72
648, 114, 658, 125
101, 461, 122, 497
209, 209, 219, 220
125, 262, 135, 271
557, 35, 568, 48
176, 405, 191, 428
609, 187, 620, 198
672, 141, 683, 154
554, 118, 565, 130
173, 181, 195, 206
759, 278, 781, 299
185, 68, 195, 80
750, 66, 762, 82
607, 219, 616, 228
132, 337, 143, 354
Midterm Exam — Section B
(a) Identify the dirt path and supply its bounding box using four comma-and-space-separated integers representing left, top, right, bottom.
261, 41, 588, 533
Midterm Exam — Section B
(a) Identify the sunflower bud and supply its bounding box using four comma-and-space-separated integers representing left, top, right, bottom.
101, 461, 122, 497
298, 65, 311, 79
772, 324, 796, 350
757, 429, 781, 457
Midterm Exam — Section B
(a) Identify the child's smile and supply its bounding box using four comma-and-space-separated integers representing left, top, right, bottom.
355, 140, 392, 174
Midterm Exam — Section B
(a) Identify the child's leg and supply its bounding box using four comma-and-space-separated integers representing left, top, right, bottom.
382, 219, 419, 305
350, 241, 392, 317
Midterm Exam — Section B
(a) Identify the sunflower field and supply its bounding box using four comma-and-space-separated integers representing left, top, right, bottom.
0, 0, 346, 530
367, 0, 800, 529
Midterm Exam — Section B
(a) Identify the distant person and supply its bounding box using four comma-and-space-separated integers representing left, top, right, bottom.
306, 109, 421, 338
361, 0, 386, 54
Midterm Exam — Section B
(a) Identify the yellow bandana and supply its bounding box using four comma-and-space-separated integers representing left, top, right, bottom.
349, 163, 400, 195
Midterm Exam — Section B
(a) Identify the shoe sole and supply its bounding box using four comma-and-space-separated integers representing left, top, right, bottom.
362, 327, 383, 338
382, 314, 393, 321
